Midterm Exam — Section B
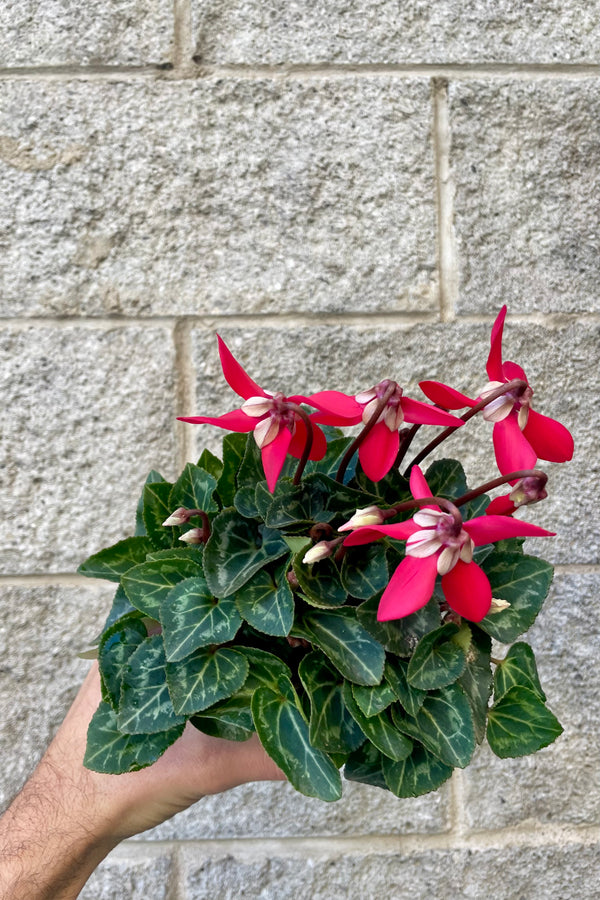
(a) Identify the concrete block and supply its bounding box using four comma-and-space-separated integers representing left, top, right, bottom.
192, 0, 600, 64
80, 845, 174, 900
180, 842, 600, 899
0, 583, 113, 812
147, 778, 449, 841
0, 325, 178, 574
0, 1, 173, 67
462, 572, 600, 830
450, 80, 600, 315
0, 78, 436, 317
188, 318, 593, 564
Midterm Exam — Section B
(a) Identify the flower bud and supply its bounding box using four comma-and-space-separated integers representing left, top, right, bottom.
509, 476, 548, 508
179, 527, 205, 545
302, 540, 333, 565
162, 507, 191, 526
338, 505, 386, 532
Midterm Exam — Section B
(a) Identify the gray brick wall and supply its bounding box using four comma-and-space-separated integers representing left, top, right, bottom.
1, 2, 598, 897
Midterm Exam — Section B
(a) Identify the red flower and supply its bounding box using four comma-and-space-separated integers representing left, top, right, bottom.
177, 336, 327, 492
419, 306, 574, 476
343, 466, 554, 622
307, 380, 463, 482
485, 475, 548, 517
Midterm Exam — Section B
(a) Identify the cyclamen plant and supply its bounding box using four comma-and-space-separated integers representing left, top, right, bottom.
80, 308, 573, 802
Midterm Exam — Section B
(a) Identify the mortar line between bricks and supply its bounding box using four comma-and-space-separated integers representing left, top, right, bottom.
432, 77, 457, 324
449, 769, 468, 839
6, 62, 600, 82
121, 822, 600, 860
2, 311, 599, 329
173, 318, 198, 468
172, 0, 196, 77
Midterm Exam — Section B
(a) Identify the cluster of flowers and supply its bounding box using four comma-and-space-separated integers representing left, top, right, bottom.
179, 307, 573, 627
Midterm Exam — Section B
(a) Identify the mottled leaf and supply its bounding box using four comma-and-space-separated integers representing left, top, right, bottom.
487, 686, 562, 758
494, 642, 546, 702
234, 562, 294, 636
357, 594, 441, 657
382, 743, 453, 798
293, 554, 347, 609
352, 681, 397, 719
458, 626, 492, 744
85, 701, 184, 774
298, 652, 365, 754
480, 553, 554, 642
384, 658, 426, 718
118, 635, 186, 734
78, 536, 155, 583
342, 683, 412, 762
169, 463, 219, 516
407, 624, 467, 691
301, 610, 385, 686
344, 741, 389, 790
143, 480, 176, 549
167, 647, 249, 715
161, 576, 241, 662
99, 614, 147, 710
121, 557, 201, 619
340, 542, 389, 601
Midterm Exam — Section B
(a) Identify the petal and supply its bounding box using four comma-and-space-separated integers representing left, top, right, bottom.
441, 560, 492, 622
522, 408, 574, 463
487, 306, 507, 381
492, 415, 537, 475
502, 360, 528, 382
288, 418, 328, 460
464, 515, 555, 545
406, 530, 443, 557
343, 521, 419, 546
241, 396, 275, 417
217, 335, 266, 400
400, 396, 465, 427
377, 555, 439, 621
306, 390, 363, 421
261, 427, 293, 492
413, 508, 447, 527
253, 416, 281, 449
485, 495, 517, 516
359, 421, 399, 482
409, 465, 434, 501
418, 381, 477, 409
177, 410, 255, 432
437, 545, 460, 575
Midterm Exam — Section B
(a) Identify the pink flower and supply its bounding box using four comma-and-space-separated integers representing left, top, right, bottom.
177, 336, 327, 492
307, 380, 463, 482
485, 475, 548, 517
343, 466, 554, 623
419, 306, 574, 476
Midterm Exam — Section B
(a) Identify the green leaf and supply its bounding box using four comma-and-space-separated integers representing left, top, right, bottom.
353, 466, 410, 505
352, 681, 397, 718
487, 686, 562, 758
232, 646, 293, 692
479, 553, 554, 642
118, 635, 186, 734
234, 562, 294, 636
161, 576, 241, 662
203, 509, 289, 598
384, 658, 426, 718
84, 701, 184, 774
135, 470, 167, 536
98, 614, 148, 710
145, 546, 205, 565
216, 432, 247, 507
301, 610, 385, 686
166, 647, 249, 715
190, 694, 255, 742
342, 683, 412, 762
340, 542, 389, 601
143, 480, 176, 549
407, 624, 467, 691
382, 743, 453, 798
282, 535, 311, 555
78, 536, 155, 582
298, 652, 365, 754
197, 448, 224, 483
251, 678, 342, 801
293, 554, 347, 609
121, 557, 201, 619
493, 642, 546, 702
344, 741, 389, 790
264, 478, 334, 528
101, 585, 137, 632
357, 594, 441, 657
169, 463, 219, 516
458, 626, 492, 744
424, 458, 467, 500
407, 683, 476, 769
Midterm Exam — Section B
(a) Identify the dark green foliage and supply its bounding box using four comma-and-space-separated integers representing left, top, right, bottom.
80, 437, 561, 801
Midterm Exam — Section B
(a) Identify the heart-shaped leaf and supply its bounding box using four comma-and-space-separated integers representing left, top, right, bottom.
382, 743, 453, 798
161, 576, 241, 662
196, 448, 224, 482
293, 554, 347, 609
479, 553, 554, 642
351, 681, 397, 719
118, 635, 186, 734
458, 626, 492, 744
78, 536, 155, 582
234, 562, 294, 636
487, 686, 562, 758
99, 614, 148, 710
122, 557, 201, 619
493, 642, 546, 702
143, 480, 176, 549
135, 470, 167, 536
342, 683, 412, 762
384, 658, 426, 718
298, 652, 365, 754
401, 683, 476, 769
300, 610, 385, 686
407, 624, 467, 691
169, 463, 219, 515
167, 647, 249, 715
85, 701, 185, 774
251, 677, 342, 802
340, 542, 389, 601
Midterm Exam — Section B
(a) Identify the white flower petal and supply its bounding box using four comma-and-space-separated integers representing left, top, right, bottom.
459, 537, 474, 564
437, 545, 459, 575
241, 396, 274, 417
413, 509, 446, 528
482, 394, 514, 423
253, 416, 280, 449
406, 530, 442, 557
355, 389, 377, 404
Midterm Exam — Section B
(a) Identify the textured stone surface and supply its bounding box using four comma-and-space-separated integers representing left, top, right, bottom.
463, 571, 600, 829
180, 842, 600, 899
189, 318, 594, 564
80, 847, 174, 900
0, 583, 112, 811
0, 1, 173, 67
450, 80, 600, 315
193, 1, 600, 64
0, 325, 178, 574
147, 778, 449, 841
0, 78, 436, 318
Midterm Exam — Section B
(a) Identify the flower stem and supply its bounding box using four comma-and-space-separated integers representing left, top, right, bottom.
402, 378, 528, 475
452, 469, 548, 508
394, 424, 421, 469
335, 381, 398, 484
289, 404, 314, 485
